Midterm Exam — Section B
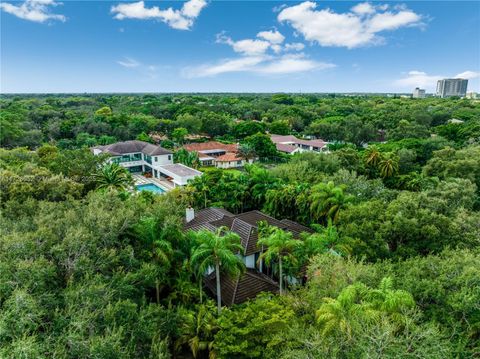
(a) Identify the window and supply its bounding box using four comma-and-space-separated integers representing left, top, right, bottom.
168, 155, 172, 161
237, 160, 242, 165
154, 157, 158, 162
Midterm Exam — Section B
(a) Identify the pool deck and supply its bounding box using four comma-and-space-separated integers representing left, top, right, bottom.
132, 174, 174, 191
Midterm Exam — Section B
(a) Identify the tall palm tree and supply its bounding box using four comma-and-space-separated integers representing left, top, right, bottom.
364, 145, 383, 167
257, 224, 301, 295
133, 216, 173, 303
309, 181, 352, 223
190, 228, 245, 314
190, 174, 211, 208
93, 162, 133, 191
378, 153, 399, 178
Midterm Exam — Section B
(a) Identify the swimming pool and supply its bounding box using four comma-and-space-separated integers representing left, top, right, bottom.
136, 183, 166, 194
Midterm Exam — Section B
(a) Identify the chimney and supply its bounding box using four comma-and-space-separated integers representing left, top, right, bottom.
186, 207, 195, 223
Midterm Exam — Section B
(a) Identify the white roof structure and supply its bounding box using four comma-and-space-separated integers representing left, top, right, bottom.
158, 164, 202, 186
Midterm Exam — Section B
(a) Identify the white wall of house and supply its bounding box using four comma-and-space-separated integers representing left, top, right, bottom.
215, 160, 244, 169
244, 254, 256, 269
150, 154, 173, 166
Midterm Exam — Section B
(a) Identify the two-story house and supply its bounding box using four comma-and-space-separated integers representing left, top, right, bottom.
93, 140, 202, 187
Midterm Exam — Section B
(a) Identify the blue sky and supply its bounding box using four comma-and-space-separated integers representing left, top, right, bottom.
1, 0, 479, 93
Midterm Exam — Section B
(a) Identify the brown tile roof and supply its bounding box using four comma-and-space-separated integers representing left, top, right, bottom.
215, 153, 242, 162
205, 268, 279, 306
184, 209, 313, 256
183, 141, 238, 153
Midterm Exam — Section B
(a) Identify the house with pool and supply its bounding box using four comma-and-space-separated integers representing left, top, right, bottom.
92, 140, 202, 189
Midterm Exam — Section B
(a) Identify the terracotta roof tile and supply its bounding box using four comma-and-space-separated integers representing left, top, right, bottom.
215, 153, 242, 162
183, 141, 238, 153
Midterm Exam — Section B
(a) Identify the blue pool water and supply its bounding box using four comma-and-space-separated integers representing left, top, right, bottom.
136, 183, 165, 194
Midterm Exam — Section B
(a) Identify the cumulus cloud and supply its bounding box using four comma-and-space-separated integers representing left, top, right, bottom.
216, 33, 272, 56
216, 30, 305, 56
257, 29, 285, 44
187, 25, 326, 78
394, 70, 479, 89
111, 0, 207, 30
183, 53, 335, 78
284, 42, 305, 51
0, 0, 66, 23
277, 1, 423, 48
455, 71, 480, 79
394, 70, 442, 88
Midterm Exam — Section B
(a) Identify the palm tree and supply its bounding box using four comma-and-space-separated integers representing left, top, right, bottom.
238, 143, 257, 163
316, 283, 376, 340
257, 224, 301, 295
93, 162, 133, 191
190, 228, 245, 314
317, 278, 415, 339
133, 216, 173, 303
364, 145, 383, 167
174, 148, 200, 168
309, 181, 352, 223
190, 174, 210, 208
245, 164, 279, 208
378, 153, 399, 178
175, 303, 218, 359
364, 277, 415, 326
302, 219, 352, 259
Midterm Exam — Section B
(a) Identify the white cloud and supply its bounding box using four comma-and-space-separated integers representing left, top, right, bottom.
216, 34, 272, 56
257, 29, 285, 44
183, 53, 335, 78
111, 0, 207, 30
394, 70, 480, 89
217, 30, 304, 56
284, 42, 305, 51
394, 70, 442, 89
351, 2, 376, 15
0, 0, 65, 23
183, 56, 268, 77
257, 54, 335, 74
117, 57, 140, 68
277, 1, 423, 48
455, 71, 480, 79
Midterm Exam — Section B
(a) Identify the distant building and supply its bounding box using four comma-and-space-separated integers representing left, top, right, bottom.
436, 79, 468, 98
466, 92, 478, 99
92, 140, 202, 187
182, 141, 245, 168
270, 135, 328, 154
413, 87, 426, 98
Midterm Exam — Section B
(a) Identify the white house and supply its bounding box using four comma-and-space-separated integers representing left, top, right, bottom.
271, 135, 329, 154
93, 140, 202, 187
214, 152, 248, 169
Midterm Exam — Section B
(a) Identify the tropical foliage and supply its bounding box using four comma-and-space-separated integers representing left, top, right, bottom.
0, 93, 479, 358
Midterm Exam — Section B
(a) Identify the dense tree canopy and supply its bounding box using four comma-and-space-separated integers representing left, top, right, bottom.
0, 93, 479, 358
